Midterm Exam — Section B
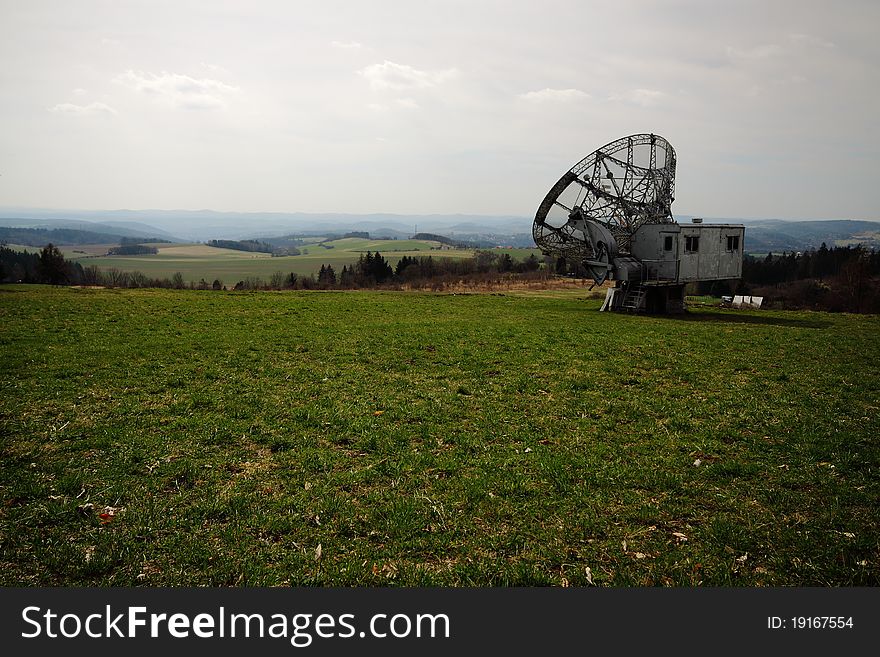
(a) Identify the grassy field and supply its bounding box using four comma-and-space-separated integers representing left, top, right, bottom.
45, 238, 540, 284
1, 285, 878, 586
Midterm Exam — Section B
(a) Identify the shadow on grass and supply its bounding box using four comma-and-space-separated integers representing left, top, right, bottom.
676, 309, 832, 329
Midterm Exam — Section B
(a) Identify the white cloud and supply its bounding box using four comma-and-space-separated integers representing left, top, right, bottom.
49, 102, 117, 115
518, 88, 590, 103
200, 62, 231, 75
726, 44, 784, 60
607, 88, 666, 107
788, 33, 835, 49
360, 60, 457, 91
115, 70, 239, 110
4, 1, 876, 219
72, 87, 87, 96
366, 97, 420, 111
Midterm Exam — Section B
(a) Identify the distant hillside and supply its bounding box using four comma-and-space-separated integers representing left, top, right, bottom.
107, 244, 159, 256
2, 207, 877, 252
0, 207, 533, 242
0, 216, 181, 242
206, 239, 273, 254
0, 226, 133, 247
735, 219, 880, 252
412, 233, 475, 248
261, 235, 308, 250
95, 220, 182, 241
443, 232, 536, 248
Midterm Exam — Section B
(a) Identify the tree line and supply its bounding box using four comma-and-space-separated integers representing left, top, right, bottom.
690, 244, 880, 313
106, 244, 158, 255
0, 227, 169, 247
1, 245, 82, 285
0, 244, 209, 289
205, 239, 274, 254
1, 244, 549, 292
232, 251, 546, 290
741, 244, 880, 285
742, 245, 880, 313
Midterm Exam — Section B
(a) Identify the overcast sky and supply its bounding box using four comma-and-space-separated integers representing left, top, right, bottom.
0, 0, 877, 219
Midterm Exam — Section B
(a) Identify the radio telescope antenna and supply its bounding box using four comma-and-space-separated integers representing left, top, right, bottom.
533, 134, 744, 313
533, 133, 676, 283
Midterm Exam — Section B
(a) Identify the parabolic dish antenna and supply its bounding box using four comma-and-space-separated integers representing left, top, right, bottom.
533, 133, 677, 282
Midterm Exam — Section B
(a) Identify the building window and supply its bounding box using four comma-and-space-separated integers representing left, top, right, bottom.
663, 235, 673, 251
685, 235, 699, 253
726, 235, 740, 251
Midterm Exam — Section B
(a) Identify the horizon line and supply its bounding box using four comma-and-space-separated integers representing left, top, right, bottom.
0, 205, 878, 224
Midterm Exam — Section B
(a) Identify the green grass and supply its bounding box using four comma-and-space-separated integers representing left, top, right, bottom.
1, 285, 878, 586
57, 239, 539, 284
685, 295, 722, 305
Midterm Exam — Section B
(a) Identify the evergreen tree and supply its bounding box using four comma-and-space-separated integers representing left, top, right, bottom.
339, 265, 353, 287
816, 243, 831, 278
499, 253, 514, 272
371, 251, 393, 283
38, 243, 68, 284
523, 254, 540, 271
318, 264, 337, 286
395, 255, 411, 277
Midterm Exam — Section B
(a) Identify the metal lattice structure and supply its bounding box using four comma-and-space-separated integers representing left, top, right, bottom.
533, 133, 745, 313
533, 133, 677, 271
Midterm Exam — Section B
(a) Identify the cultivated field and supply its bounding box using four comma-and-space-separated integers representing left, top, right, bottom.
1, 285, 878, 586
53, 238, 540, 284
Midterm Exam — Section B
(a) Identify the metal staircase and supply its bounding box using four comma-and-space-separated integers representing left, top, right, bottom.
621, 284, 646, 311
